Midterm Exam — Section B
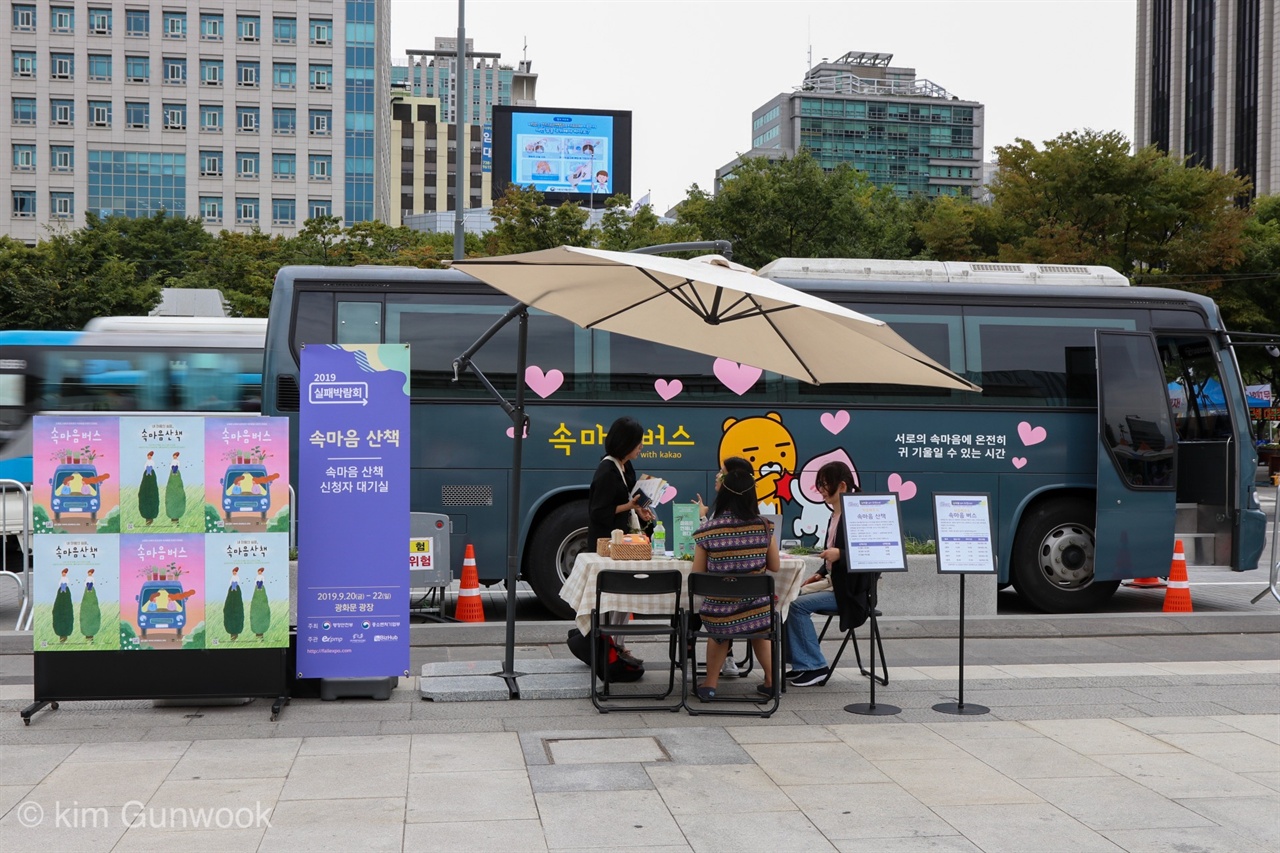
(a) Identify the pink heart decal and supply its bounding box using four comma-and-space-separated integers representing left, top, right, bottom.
524, 365, 564, 399
887, 473, 917, 501
1017, 421, 1047, 446
713, 358, 763, 396
658, 485, 677, 504
820, 411, 850, 435
798, 449, 860, 502
1012, 457, 1028, 469
654, 379, 683, 401
505, 425, 528, 439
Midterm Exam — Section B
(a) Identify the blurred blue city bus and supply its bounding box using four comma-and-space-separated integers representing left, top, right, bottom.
261, 260, 1267, 614
0, 317, 266, 484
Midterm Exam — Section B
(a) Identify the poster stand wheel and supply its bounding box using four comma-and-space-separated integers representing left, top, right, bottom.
20, 700, 58, 725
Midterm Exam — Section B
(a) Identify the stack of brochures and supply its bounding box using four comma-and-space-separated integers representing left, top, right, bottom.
630, 474, 669, 508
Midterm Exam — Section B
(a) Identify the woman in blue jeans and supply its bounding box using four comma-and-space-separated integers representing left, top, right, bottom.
785, 460, 857, 686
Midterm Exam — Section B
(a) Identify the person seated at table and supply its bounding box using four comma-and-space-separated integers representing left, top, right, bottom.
691, 466, 780, 701
691, 455, 755, 675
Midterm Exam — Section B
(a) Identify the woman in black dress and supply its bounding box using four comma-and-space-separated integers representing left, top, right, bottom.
587, 416, 654, 542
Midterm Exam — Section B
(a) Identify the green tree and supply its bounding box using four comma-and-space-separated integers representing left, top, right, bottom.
596, 195, 701, 252
484, 186, 594, 256
173, 229, 286, 318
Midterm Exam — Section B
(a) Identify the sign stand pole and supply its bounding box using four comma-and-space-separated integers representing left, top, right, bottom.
933, 574, 989, 715
843, 608, 899, 716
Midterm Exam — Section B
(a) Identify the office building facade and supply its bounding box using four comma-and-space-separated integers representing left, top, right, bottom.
1, 0, 390, 242
1135, 0, 1278, 196
716, 52, 984, 199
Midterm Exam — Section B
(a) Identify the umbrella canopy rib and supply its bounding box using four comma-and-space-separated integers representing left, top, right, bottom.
753, 294, 818, 384
585, 269, 706, 327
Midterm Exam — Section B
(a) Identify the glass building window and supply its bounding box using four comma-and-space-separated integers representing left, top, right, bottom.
13, 97, 36, 126
163, 11, 186, 39
309, 199, 331, 219
272, 107, 297, 136
199, 104, 223, 132
89, 100, 111, 127
88, 54, 112, 82
200, 14, 223, 41
236, 197, 259, 224
273, 17, 297, 44
13, 190, 36, 218
50, 192, 73, 219
310, 19, 333, 45
163, 57, 187, 85
309, 65, 333, 90
200, 196, 222, 223
87, 150, 187, 218
238, 151, 260, 178
272, 197, 296, 225
50, 6, 73, 33
50, 53, 74, 80
125, 101, 148, 128
200, 150, 223, 176
237, 106, 260, 133
13, 51, 35, 78
50, 99, 73, 126
272, 152, 296, 180
273, 63, 297, 90
200, 60, 223, 87
51, 145, 73, 172
13, 144, 35, 171
238, 61, 260, 88
309, 110, 332, 136
87, 7, 111, 34
237, 15, 260, 42
309, 154, 331, 180
126, 55, 149, 83
163, 103, 186, 130
12, 5, 35, 32
125, 8, 148, 37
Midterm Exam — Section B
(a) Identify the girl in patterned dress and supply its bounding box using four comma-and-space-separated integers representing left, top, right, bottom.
691, 465, 780, 700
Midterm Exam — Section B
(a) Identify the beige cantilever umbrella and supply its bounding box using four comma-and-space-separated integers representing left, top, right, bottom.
453, 246, 978, 391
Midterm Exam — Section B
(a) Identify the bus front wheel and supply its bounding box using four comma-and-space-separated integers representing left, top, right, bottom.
527, 500, 588, 620
1012, 496, 1118, 613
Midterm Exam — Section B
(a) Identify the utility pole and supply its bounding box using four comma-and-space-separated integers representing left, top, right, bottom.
452, 0, 467, 260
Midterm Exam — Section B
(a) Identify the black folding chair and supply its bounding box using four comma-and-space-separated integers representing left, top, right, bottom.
684, 573, 780, 718
816, 606, 888, 687
590, 570, 685, 713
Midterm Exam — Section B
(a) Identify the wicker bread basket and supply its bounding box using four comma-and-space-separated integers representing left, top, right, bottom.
607, 540, 653, 561
596, 538, 613, 556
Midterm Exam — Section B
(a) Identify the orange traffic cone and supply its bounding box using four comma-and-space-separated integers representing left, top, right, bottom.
1162, 540, 1193, 613
1125, 576, 1166, 588
454, 544, 485, 623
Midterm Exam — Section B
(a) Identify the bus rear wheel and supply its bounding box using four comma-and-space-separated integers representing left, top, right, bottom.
1012, 496, 1119, 613
527, 500, 588, 620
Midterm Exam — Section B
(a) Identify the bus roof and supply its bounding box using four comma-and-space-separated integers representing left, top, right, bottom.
0, 330, 83, 346
757, 259, 1131, 287
83, 316, 268, 334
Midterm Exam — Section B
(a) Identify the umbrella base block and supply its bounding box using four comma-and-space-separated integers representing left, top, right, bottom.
419, 659, 591, 702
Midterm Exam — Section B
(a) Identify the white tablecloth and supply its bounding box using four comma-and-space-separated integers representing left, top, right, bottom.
561, 552, 808, 634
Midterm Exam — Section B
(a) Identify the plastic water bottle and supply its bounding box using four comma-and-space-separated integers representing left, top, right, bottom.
651, 520, 666, 556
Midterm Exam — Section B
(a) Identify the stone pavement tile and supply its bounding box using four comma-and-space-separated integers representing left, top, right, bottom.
279, 752, 409, 801
64, 740, 191, 763
263, 702, 409, 723
1242, 771, 1280, 792
378, 718, 506, 735
505, 715, 647, 734
988, 703, 1146, 721
742, 740, 888, 787
924, 719, 1038, 740
931, 803, 1122, 852
1020, 775, 1215, 831
412, 697, 580, 719
1233, 659, 1280, 674
914, 665, 1005, 680
0, 784, 32, 817
830, 722, 969, 761
547, 735, 667, 765
296, 733, 409, 755
0, 804, 129, 853
403, 819, 548, 852
1149, 730, 1280, 772
143, 776, 284, 818
832, 837, 981, 852
167, 738, 301, 780
1099, 825, 1274, 853
528, 763, 653, 793
407, 770, 536, 823
536, 790, 686, 849
272, 720, 385, 739
258, 796, 404, 852
1125, 683, 1280, 704
409, 731, 524, 772
0, 743, 77, 785
1068, 662, 1169, 677
1122, 715, 1241, 735
1091, 752, 1274, 799
948, 734, 1115, 779
1147, 660, 1255, 676
873, 757, 1041, 807
113, 826, 266, 852
1177, 796, 1280, 849
27, 759, 176, 807
991, 663, 1094, 678
1022, 718, 1182, 755
420, 675, 512, 702
725, 724, 842, 744
646, 764, 795, 815
674, 810, 835, 853
951, 686, 1141, 707
640, 728, 754, 767
0, 684, 33, 701
783, 781, 959, 840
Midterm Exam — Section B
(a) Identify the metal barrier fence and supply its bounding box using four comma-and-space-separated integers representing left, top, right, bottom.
0, 479, 32, 630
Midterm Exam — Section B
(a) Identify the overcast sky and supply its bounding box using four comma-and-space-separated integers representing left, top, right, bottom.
389, 0, 1138, 212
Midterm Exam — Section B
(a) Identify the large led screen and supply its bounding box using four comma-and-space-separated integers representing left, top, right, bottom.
492, 106, 632, 206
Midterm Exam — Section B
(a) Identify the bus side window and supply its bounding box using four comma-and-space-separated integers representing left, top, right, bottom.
337, 300, 382, 345
293, 291, 335, 358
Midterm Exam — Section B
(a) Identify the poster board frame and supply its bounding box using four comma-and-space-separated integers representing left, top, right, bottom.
839, 492, 908, 573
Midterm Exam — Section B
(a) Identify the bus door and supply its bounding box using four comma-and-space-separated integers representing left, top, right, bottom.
1094, 331, 1177, 581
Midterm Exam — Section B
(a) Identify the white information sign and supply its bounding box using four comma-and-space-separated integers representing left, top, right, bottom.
932, 494, 997, 574
840, 493, 907, 573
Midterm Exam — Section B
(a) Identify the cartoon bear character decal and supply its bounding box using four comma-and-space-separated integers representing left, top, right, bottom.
717, 413, 798, 515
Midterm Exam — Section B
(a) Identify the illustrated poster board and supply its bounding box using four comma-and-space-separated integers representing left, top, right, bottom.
840, 493, 908, 573
931, 493, 997, 574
